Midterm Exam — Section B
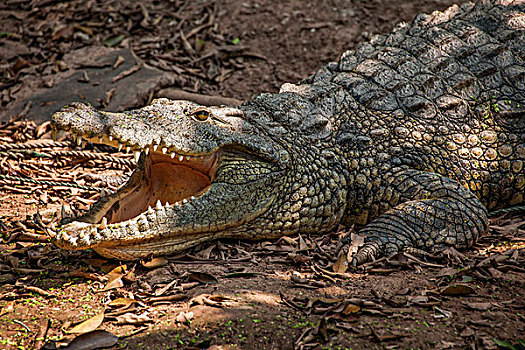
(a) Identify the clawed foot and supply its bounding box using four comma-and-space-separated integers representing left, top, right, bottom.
347, 238, 404, 266
350, 240, 383, 266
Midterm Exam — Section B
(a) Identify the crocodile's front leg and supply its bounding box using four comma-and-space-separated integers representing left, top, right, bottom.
352, 170, 489, 265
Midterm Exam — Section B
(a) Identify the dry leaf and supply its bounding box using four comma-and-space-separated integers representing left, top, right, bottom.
291, 272, 308, 284
0, 301, 15, 316
317, 297, 344, 304
409, 296, 428, 304
68, 270, 105, 282
433, 307, 452, 318
123, 270, 136, 283
436, 267, 459, 277
188, 271, 218, 284
208, 295, 234, 302
279, 236, 297, 246
115, 313, 152, 325
176, 311, 193, 323
67, 313, 104, 334
99, 263, 121, 274
63, 330, 118, 349
347, 232, 365, 259
190, 294, 234, 308
488, 267, 503, 279
223, 272, 258, 278
195, 244, 216, 259
465, 302, 497, 311
108, 298, 136, 309
440, 284, 475, 296
101, 275, 124, 291
342, 303, 361, 314
333, 251, 348, 274
106, 265, 127, 276
100, 265, 128, 291
459, 326, 475, 337
147, 294, 187, 303
298, 234, 309, 251
141, 257, 168, 268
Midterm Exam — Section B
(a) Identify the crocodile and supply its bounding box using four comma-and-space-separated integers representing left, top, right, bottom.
49, 0, 525, 263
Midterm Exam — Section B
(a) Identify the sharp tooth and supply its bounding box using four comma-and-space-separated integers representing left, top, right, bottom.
153, 144, 159, 152
178, 154, 184, 161
76, 136, 82, 146
109, 135, 113, 141
126, 146, 131, 153
52, 130, 58, 141
186, 155, 191, 161
148, 206, 154, 214
61, 205, 67, 219
60, 232, 70, 241
134, 151, 141, 162
81, 235, 91, 245
175, 202, 180, 207
99, 137, 103, 143
182, 198, 188, 204
162, 147, 167, 154
99, 217, 107, 229
165, 202, 169, 207
69, 236, 78, 246
191, 196, 195, 200
156, 200, 163, 210
171, 152, 176, 159
145, 148, 150, 155
72, 134, 77, 142
118, 143, 123, 151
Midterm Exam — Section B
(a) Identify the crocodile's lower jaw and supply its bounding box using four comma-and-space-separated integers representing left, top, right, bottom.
93, 233, 215, 260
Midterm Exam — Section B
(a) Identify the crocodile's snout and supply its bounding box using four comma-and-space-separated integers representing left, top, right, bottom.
49, 100, 283, 260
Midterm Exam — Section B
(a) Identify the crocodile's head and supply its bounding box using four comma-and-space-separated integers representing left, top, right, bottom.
49, 98, 289, 260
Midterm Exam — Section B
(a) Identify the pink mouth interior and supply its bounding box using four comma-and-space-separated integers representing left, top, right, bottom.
105, 152, 217, 223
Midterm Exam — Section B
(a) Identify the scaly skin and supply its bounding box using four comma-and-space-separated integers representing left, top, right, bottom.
50, 0, 525, 262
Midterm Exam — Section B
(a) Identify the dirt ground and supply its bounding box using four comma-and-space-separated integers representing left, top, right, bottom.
1, 0, 524, 349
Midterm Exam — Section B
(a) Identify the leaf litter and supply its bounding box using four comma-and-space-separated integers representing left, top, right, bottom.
1, 0, 525, 349
1, 120, 524, 350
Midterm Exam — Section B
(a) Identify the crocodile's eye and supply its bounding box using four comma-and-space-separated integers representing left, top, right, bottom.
190, 108, 210, 122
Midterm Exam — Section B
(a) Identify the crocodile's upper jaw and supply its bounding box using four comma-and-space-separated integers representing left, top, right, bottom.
49, 101, 282, 260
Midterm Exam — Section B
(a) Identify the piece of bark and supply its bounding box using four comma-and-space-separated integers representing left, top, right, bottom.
157, 88, 242, 106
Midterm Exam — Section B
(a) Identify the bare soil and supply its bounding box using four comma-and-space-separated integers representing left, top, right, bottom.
1, 0, 524, 349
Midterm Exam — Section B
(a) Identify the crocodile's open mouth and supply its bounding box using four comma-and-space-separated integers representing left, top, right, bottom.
49, 100, 281, 259
103, 150, 218, 224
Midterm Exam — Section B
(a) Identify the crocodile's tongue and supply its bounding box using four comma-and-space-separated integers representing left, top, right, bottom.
105, 162, 210, 223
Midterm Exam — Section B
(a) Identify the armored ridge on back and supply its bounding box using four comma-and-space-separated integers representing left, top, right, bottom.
49, 0, 525, 263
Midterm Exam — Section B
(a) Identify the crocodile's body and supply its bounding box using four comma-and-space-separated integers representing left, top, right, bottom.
50, 0, 525, 262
